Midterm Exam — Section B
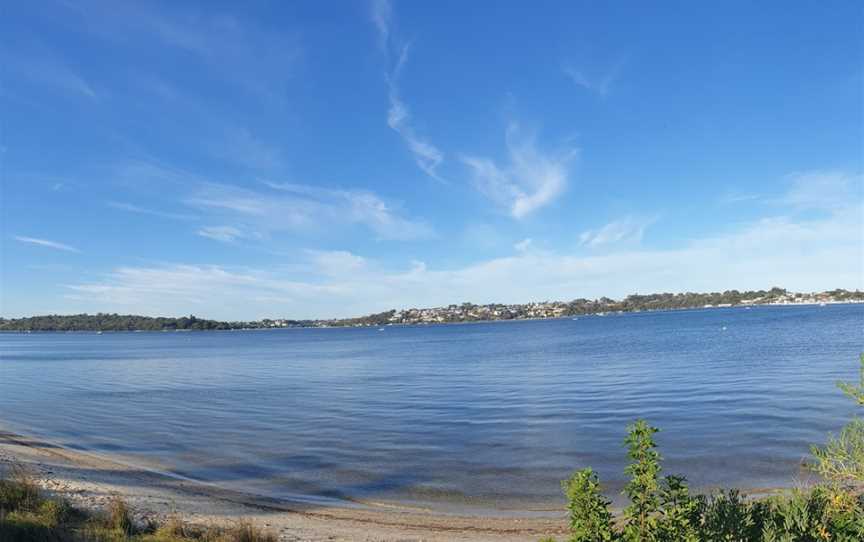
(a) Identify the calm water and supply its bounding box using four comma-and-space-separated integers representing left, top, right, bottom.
1, 305, 862, 514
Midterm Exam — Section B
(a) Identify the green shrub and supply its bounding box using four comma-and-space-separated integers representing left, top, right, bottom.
547, 420, 864, 542
757, 486, 864, 542
656, 475, 699, 541
622, 419, 661, 541
699, 489, 761, 541
541, 355, 864, 542
562, 468, 614, 542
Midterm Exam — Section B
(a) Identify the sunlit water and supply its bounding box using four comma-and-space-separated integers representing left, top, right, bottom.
1, 305, 861, 514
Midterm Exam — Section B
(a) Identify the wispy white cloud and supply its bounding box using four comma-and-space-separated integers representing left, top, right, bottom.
112, 160, 203, 190
185, 185, 272, 217
265, 181, 435, 241
386, 47, 445, 182
718, 171, 862, 210
462, 123, 578, 219
563, 58, 625, 98
61, 1, 300, 102
62, 206, 861, 318
64, 264, 342, 317
777, 170, 862, 212
371, 2, 445, 182
13, 236, 80, 253
107, 201, 196, 221
371, 0, 393, 51
186, 181, 434, 241
106, 161, 433, 242
61, 170, 863, 319
2, 50, 97, 100
579, 216, 655, 247
197, 226, 247, 243
718, 191, 762, 205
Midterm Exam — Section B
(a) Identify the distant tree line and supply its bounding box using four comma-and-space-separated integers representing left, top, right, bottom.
568, 287, 788, 314
1, 288, 861, 332
0, 314, 311, 332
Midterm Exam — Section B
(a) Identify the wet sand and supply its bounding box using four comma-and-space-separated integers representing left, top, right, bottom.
0, 429, 566, 541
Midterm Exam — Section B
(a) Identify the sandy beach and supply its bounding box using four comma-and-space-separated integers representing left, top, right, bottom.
0, 429, 566, 542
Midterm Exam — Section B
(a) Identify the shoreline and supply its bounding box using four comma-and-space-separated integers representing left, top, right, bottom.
0, 426, 818, 541
2, 301, 861, 334
0, 428, 567, 541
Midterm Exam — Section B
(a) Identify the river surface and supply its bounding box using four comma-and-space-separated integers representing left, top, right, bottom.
1, 304, 862, 514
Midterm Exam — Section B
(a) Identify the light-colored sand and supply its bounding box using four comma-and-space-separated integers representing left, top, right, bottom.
0, 430, 566, 541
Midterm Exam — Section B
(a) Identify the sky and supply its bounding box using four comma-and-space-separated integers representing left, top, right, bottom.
1, 0, 862, 320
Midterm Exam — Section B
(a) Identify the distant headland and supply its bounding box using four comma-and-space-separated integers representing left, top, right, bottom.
2, 287, 861, 332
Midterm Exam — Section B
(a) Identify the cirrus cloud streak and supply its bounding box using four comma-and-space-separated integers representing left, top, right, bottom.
13, 236, 81, 253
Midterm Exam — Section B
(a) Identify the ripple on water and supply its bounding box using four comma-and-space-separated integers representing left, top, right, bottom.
0, 304, 861, 513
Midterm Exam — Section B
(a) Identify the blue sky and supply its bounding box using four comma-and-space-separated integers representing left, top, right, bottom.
1, 0, 862, 320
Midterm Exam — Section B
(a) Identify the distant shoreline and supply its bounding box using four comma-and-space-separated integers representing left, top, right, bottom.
1, 299, 861, 334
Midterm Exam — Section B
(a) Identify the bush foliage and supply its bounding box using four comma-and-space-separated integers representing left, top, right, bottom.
811, 354, 864, 485
553, 420, 864, 542
549, 354, 864, 542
